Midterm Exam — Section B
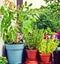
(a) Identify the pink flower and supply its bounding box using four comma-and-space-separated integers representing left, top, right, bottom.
44, 34, 48, 39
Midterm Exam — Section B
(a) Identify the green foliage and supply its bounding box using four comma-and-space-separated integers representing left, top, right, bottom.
0, 6, 6, 14
1, 10, 18, 43
44, 27, 54, 34
38, 39, 59, 54
33, 2, 60, 32
0, 1, 35, 44
0, 57, 8, 64
37, 28, 59, 54
17, 3, 41, 47
0, 2, 18, 44
18, 2, 35, 33
18, 1, 33, 22
18, 2, 43, 49
23, 28, 44, 50
44, 0, 60, 3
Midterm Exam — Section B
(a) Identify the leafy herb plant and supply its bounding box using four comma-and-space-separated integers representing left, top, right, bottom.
23, 28, 44, 50
37, 27, 59, 54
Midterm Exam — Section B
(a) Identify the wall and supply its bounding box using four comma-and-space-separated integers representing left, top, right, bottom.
23, 0, 47, 9
0, 0, 47, 8
0, 0, 4, 7
0, 15, 4, 56
0, 0, 17, 7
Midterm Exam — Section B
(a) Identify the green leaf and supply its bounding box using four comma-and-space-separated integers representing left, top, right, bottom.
28, 3, 32, 7
25, 1, 27, 6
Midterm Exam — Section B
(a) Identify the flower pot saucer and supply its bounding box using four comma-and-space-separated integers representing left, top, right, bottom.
25, 60, 38, 64
40, 62, 51, 64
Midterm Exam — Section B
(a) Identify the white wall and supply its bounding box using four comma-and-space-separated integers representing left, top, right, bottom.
0, 15, 4, 56
0, 37, 4, 56
0, 0, 4, 7
9, 0, 17, 6
0, 0, 17, 7
0, 0, 5, 56
0, 0, 47, 8
23, 0, 47, 9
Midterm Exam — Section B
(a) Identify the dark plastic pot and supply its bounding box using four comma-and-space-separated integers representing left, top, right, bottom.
6, 44, 24, 64
53, 47, 60, 64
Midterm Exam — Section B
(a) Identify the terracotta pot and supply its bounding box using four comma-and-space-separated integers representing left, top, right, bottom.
25, 49, 38, 64
40, 62, 51, 64
25, 60, 38, 64
26, 49, 37, 60
39, 54, 51, 63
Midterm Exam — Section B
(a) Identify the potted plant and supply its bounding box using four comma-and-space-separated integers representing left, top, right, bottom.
18, 2, 40, 64
22, 26, 43, 64
1, 0, 24, 64
37, 27, 59, 64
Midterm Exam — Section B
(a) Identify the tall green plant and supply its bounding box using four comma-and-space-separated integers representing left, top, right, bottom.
0, 1, 36, 44
0, 1, 18, 43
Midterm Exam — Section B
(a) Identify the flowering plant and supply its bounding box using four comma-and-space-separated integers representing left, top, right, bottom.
37, 27, 59, 54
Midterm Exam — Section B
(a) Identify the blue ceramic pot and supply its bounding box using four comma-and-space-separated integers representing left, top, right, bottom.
6, 44, 24, 64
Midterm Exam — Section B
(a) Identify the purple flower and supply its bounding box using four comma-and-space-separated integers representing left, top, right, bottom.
55, 31, 60, 40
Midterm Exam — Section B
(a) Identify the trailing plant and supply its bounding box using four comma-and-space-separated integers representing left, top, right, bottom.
0, 57, 8, 64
